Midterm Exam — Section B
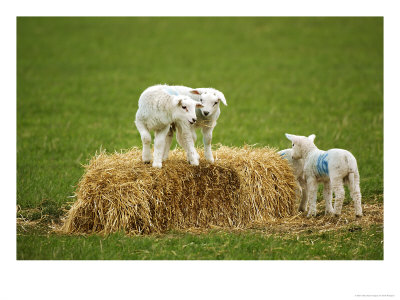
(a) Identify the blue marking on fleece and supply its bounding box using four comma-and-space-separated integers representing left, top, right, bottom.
164, 87, 179, 96
316, 153, 329, 176
279, 151, 288, 159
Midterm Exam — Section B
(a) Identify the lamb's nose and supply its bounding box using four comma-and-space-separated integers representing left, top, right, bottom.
204, 111, 209, 116
192, 118, 197, 123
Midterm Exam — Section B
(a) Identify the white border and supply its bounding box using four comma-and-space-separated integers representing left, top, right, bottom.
8, 0, 391, 17
3, 0, 399, 299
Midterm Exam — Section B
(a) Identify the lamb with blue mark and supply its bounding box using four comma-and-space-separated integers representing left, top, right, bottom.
161, 84, 227, 164
284, 133, 362, 218
135, 85, 204, 168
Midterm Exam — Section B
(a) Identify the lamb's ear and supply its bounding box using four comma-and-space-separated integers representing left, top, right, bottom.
218, 97, 227, 106
190, 90, 201, 95
217, 92, 227, 106
196, 103, 204, 108
308, 134, 316, 142
285, 133, 294, 141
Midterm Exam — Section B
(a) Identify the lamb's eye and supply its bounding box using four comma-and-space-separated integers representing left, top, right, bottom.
213, 101, 218, 106
182, 106, 187, 110
292, 143, 294, 147
200, 98, 203, 103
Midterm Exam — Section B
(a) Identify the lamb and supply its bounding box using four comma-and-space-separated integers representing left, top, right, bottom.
161, 85, 227, 163
285, 133, 362, 217
135, 85, 204, 168
278, 149, 308, 212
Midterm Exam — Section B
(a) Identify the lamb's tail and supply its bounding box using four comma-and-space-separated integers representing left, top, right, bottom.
346, 153, 358, 195
348, 172, 355, 196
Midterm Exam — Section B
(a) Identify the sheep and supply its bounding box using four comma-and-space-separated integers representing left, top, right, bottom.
134, 85, 204, 168
285, 133, 362, 218
161, 85, 227, 163
278, 149, 308, 212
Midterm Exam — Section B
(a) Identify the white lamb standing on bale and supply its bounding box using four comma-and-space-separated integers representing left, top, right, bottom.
285, 133, 362, 218
135, 85, 204, 168
278, 149, 308, 212
161, 85, 227, 163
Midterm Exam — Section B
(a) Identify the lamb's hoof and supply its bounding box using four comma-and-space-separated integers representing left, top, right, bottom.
307, 212, 317, 218
189, 159, 199, 166
334, 209, 342, 216
206, 157, 214, 164
143, 161, 151, 164
356, 214, 363, 218
152, 162, 162, 169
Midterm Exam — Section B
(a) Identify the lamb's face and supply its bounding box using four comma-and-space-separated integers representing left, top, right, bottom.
198, 92, 221, 117
173, 96, 204, 125
190, 89, 227, 118
291, 139, 303, 159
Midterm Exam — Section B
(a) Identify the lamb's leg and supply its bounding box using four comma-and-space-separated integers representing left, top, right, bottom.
177, 127, 199, 166
152, 126, 170, 168
306, 177, 318, 217
349, 171, 363, 217
332, 177, 345, 216
135, 120, 152, 163
162, 125, 174, 161
176, 128, 184, 148
201, 126, 214, 163
298, 178, 308, 212
191, 129, 200, 161
323, 182, 334, 215
191, 129, 197, 144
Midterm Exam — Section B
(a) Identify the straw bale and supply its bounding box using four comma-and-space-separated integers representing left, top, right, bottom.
61, 146, 297, 234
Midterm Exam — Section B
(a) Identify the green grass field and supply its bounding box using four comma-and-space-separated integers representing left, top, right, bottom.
17, 225, 383, 260
17, 17, 383, 260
